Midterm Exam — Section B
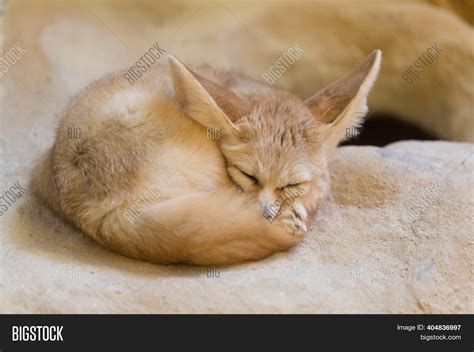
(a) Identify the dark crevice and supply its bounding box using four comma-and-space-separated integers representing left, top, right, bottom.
342, 114, 440, 147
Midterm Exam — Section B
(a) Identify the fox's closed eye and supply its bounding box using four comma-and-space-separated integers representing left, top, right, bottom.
278, 182, 306, 191
226, 165, 259, 191
239, 169, 259, 184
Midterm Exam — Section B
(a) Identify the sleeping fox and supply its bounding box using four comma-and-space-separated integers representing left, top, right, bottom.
31, 50, 381, 265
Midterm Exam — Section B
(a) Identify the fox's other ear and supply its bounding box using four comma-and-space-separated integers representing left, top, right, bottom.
169, 55, 249, 136
305, 50, 382, 152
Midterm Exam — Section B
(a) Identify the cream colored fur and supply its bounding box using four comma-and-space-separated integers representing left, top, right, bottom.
31, 51, 381, 265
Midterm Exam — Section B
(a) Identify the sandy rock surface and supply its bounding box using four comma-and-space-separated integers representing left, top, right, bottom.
0, 0, 472, 313
1, 140, 472, 313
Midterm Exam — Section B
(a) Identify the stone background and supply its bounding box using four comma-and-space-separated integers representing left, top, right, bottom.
0, 0, 472, 313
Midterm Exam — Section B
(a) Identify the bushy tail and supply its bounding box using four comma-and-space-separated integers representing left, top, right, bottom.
31, 147, 303, 266
99, 187, 303, 265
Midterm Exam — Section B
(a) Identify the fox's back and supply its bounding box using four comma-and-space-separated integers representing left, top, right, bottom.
32, 64, 239, 235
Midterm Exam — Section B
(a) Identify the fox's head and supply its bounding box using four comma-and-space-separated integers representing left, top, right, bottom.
169, 51, 381, 214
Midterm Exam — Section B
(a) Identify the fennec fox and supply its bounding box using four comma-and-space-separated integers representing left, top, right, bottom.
31, 50, 381, 265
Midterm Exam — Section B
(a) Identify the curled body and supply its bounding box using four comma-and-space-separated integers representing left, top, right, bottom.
31, 51, 381, 265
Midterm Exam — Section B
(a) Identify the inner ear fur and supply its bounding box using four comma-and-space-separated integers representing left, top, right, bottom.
305, 50, 382, 145
169, 55, 250, 135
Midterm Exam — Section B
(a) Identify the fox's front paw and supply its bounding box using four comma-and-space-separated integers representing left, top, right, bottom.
277, 206, 307, 237
292, 202, 308, 222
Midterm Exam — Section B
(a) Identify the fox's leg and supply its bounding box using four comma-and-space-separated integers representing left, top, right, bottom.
292, 173, 330, 227
99, 187, 306, 265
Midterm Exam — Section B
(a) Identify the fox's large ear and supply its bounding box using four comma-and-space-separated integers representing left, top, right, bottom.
305, 50, 382, 152
169, 55, 249, 136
